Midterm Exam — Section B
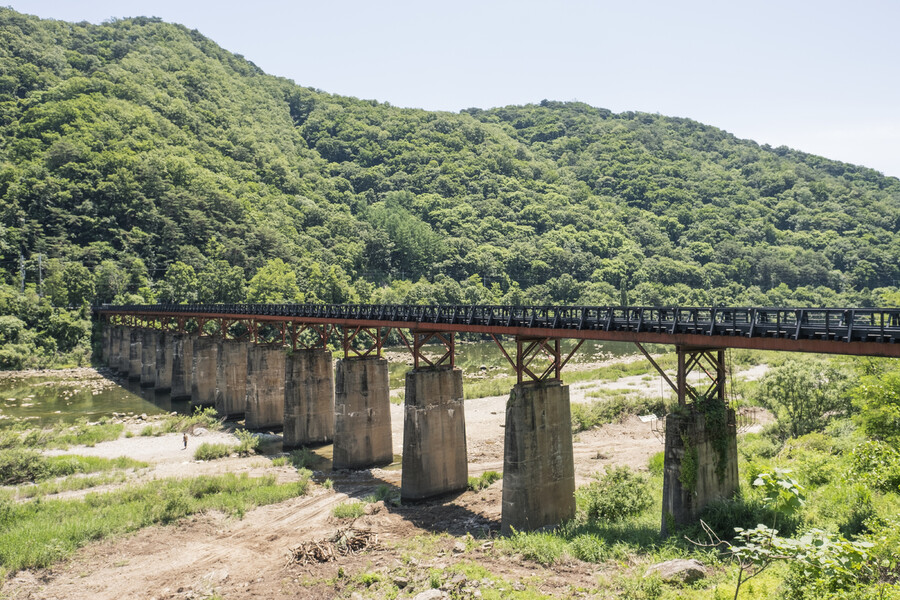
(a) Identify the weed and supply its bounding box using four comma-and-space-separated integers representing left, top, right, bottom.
270, 456, 289, 467
233, 429, 259, 456
0, 472, 310, 574
332, 501, 366, 519
193, 443, 231, 461
576, 466, 653, 523
322, 478, 333, 490
647, 452, 664, 477
467, 470, 502, 491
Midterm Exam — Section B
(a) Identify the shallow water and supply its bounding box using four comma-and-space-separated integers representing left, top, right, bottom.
0, 339, 647, 430
0, 372, 189, 428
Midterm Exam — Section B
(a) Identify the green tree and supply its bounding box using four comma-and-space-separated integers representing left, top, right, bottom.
198, 260, 246, 303
246, 258, 300, 303
44, 262, 95, 307
851, 369, 900, 447
159, 261, 198, 304
754, 358, 852, 439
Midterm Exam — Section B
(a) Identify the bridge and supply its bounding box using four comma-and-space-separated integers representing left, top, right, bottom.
94, 304, 900, 535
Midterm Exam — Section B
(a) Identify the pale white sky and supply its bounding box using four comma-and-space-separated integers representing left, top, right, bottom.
9, 0, 900, 178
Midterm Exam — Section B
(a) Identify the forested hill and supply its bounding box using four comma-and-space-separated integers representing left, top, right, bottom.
1, 8, 899, 366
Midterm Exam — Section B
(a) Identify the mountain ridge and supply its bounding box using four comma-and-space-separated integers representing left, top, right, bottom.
0, 8, 898, 366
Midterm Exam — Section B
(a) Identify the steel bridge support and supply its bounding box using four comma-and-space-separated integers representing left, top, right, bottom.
490, 335, 580, 532
636, 344, 739, 536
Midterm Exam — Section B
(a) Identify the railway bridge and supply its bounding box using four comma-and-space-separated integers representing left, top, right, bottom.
94, 304, 900, 535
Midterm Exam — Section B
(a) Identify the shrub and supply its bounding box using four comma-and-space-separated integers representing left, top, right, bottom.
234, 429, 259, 456
576, 466, 653, 523
332, 501, 366, 519
847, 441, 900, 492
851, 369, 900, 447
754, 357, 852, 439
193, 443, 231, 461
468, 471, 501, 491
647, 452, 664, 477
0, 448, 48, 484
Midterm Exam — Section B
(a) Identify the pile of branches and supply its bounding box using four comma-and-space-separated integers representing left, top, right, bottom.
287, 528, 379, 565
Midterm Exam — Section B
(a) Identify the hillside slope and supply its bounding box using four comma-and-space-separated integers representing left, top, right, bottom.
0, 8, 898, 366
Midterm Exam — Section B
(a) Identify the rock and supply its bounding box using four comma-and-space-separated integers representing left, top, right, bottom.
393, 576, 409, 589
193, 427, 208, 436
365, 500, 385, 515
644, 559, 708, 583
453, 541, 466, 553
412, 590, 446, 600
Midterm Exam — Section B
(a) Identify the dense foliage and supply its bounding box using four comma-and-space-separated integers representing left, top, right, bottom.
0, 8, 898, 366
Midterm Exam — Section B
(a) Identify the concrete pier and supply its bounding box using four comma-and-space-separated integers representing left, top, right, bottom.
283, 349, 334, 449
661, 408, 738, 536
191, 336, 218, 408
245, 345, 286, 429
109, 326, 123, 372
333, 357, 392, 470
117, 326, 131, 374
140, 330, 157, 388
215, 339, 248, 418
170, 333, 194, 401
101, 324, 112, 366
401, 368, 467, 501
155, 331, 172, 392
501, 381, 575, 535
127, 328, 143, 381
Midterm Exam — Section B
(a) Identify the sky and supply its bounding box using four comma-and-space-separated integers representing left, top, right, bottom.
9, 0, 900, 178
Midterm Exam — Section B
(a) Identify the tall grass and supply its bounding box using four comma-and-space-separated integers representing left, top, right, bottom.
0, 472, 311, 574
0, 449, 146, 485
193, 443, 232, 461
1, 420, 125, 450
0, 472, 128, 500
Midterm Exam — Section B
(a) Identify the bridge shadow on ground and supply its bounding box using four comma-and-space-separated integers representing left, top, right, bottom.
327, 471, 499, 537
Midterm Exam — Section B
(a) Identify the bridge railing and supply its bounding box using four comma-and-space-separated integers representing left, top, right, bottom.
96, 304, 900, 344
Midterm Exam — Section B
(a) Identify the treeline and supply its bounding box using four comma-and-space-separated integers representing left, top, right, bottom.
0, 8, 899, 368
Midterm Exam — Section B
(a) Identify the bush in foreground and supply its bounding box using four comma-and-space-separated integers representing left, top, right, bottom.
576, 466, 653, 523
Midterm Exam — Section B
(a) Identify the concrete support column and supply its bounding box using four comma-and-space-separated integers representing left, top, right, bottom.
401, 368, 467, 501
101, 324, 111, 366
245, 345, 286, 429
215, 339, 248, 418
109, 326, 123, 373
332, 357, 392, 470
191, 336, 218, 408
661, 409, 738, 536
170, 333, 194, 401
116, 326, 130, 374
140, 330, 158, 388
501, 381, 575, 535
284, 349, 334, 449
127, 328, 143, 381
155, 331, 172, 392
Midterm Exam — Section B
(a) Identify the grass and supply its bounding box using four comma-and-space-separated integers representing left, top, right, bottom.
571, 392, 669, 432
137, 407, 222, 437
0, 472, 128, 500
468, 470, 502, 491
0, 449, 147, 485
0, 420, 125, 450
193, 443, 232, 461
332, 500, 366, 519
0, 471, 311, 575
234, 429, 259, 456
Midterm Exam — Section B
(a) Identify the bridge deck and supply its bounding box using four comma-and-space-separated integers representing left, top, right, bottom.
95, 304, 900, 358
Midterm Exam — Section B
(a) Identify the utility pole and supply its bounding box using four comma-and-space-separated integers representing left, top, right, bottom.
19, 252, 24, 293
38, 253, 42, 297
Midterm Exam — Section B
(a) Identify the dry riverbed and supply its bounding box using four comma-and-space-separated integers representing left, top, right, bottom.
2, 360, 769, 599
